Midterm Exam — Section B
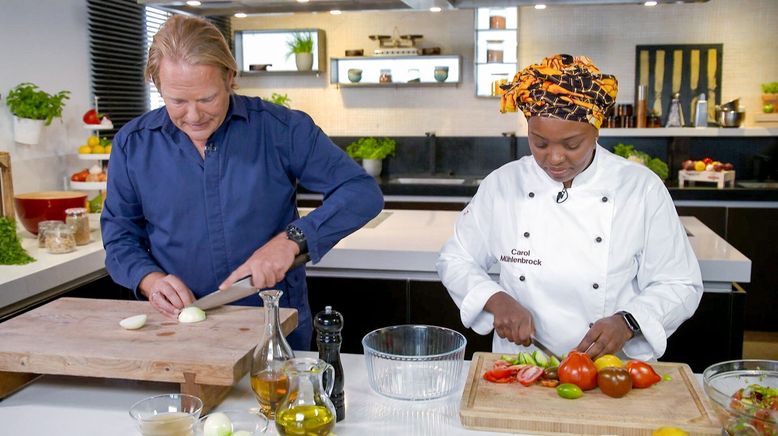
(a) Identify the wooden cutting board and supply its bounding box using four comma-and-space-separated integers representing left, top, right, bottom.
0, 297, 297, 411
460, 352, 722, 435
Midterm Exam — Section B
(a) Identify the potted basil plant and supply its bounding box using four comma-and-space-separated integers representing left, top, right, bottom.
287, 32, 314, 71
346, 137, 396, 177
5, 82, 70, 145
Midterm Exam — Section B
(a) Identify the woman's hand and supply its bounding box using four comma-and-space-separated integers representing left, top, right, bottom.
575, 314, 633, 360
219, 232, 299, 292
484, 291, 534, 346
139, 272, 195, 319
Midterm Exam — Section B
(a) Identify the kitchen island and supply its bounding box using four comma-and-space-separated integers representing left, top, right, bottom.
0, 351, 717, 435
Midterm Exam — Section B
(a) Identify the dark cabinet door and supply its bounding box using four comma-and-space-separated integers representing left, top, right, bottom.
408, 281, 493, 359
675, 206, 727, 238
306, 277, 409, 354
726, 208, 778, 331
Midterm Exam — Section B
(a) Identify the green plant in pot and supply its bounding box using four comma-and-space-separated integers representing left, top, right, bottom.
287, 32, 314, 71
263, 92, 292, 108
761, 82, 778, 114
6, 82, 70, 145
346, 137, 396, 177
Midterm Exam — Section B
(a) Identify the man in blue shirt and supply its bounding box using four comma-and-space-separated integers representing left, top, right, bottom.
101, 15, 383, 350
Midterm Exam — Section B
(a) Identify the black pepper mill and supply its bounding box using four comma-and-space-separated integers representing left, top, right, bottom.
314, 305, 345, 422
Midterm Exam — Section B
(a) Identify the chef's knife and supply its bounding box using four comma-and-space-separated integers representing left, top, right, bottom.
191, 254, 310, 310
531, 337, 561, 363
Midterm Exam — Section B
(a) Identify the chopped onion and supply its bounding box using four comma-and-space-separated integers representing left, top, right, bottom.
119, 314, 147, 330
203, 411, 232, 436
178, 306, 207, 323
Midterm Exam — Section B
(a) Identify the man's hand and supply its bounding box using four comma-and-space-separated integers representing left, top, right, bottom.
575, 314, 633, 360
484, 291, 534, 346
219, 232, 299, 291
139, 272, 195, 319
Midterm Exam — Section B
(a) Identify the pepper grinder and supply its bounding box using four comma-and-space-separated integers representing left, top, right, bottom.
314, 305, 345, 421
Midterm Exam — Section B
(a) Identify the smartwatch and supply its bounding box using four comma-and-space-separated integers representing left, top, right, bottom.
616, 311, 641, 338
285, 224, 308, 255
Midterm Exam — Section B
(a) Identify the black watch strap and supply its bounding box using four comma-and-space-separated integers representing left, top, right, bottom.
616, 311, 641, 337
286, 224, 308, 255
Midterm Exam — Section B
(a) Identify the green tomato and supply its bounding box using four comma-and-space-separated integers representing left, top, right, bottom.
556, 383, 583, 399
764, 103, 775, 113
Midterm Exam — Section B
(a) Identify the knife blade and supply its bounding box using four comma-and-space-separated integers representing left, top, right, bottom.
191, 254, 310, 310
531, 337, 561, 362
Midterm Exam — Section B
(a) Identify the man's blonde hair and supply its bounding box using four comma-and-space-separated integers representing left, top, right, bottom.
146, 15, 237, 90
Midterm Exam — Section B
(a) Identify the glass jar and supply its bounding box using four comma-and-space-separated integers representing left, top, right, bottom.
489, 9, 507, 29
379, 69, 392, 83
486, 40, 504, 63
45, 223, 77, 254
491, 73, 509, 96
65, 207, 90, 245
37, 220, 64, 248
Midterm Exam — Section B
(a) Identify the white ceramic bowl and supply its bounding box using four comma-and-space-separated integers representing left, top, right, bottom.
362, 325, 466, 401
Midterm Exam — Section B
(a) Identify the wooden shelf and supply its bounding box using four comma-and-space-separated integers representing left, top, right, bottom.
598, 127, 778, 137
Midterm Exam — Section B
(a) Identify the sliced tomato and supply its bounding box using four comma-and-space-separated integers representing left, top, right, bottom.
483, 367, 519, 383
493, 360, 511, 369
517, 366, 544, 386
540, 379, 560, 388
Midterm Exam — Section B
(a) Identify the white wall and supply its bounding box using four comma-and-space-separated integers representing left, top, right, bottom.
0, 0, 90, 196
234, 0, 777, 136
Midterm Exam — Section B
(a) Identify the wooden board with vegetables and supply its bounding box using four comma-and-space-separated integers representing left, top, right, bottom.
0, 298, 297, 412
460, 352, 721, 435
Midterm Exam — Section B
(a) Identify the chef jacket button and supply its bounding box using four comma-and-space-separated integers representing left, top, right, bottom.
520, 275, 525, 281
528, 192, 535, 198
523, 232, 530, 238
601, 196, 609, 203
595, 236, 603, 243
592, 283, 599, 289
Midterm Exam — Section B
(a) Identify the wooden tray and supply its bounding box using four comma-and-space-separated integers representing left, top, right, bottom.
0, 297, 297, 412
460, 352, 721, 435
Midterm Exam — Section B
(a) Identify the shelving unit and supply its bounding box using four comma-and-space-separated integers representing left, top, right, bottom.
330, 55, 462, 88
71, 99, 111, 195
598, 127, 778, 137
234, 29, 326, 74
474, 7, 518, 98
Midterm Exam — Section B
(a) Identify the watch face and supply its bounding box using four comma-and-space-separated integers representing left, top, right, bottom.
623, 312, 640, 332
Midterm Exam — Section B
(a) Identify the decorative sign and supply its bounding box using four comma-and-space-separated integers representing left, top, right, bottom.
0, 152, 14, 219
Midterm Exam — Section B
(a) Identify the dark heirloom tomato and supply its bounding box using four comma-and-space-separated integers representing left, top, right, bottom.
558, 351, 598, 391
597, 367, 632, 398
625, 360, 661, 389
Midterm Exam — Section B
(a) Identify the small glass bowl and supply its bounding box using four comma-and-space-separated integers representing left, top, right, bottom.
362, 324, 466, 401
194, 409, 269, 435
129, 393, 203, 436
702, 359, 778, 435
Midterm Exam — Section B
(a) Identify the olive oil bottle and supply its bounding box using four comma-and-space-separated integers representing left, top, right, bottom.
275, 404, 335, 435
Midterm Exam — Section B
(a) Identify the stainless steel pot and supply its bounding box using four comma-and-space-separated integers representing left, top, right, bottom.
716, 108, 745, 128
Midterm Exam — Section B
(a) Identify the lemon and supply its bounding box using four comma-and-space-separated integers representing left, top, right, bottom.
91, 145, 106, 154
87, 135, 100, 147
693, 161, 706, 171
78, 145, 92, 154
652, 427, 689, 436
104, 145, 112, 154
594, 354, 623, 372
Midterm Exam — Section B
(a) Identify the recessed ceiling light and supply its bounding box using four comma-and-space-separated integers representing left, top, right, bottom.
534, 4, 547, 10
644, 1, 658, 5
330, 9, 342, 15
234, 12, 247, 18
430, 7, 442, 12
297, 0, 310, 3
185, 0, 201, 6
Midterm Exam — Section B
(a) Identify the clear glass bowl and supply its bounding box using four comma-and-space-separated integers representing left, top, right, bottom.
362, 325, 466, 401
194, 409, 269, 435
702, 359, 778, 435
128, 393, 203, 436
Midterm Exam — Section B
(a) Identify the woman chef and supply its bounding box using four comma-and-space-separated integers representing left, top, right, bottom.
436, 54, 702, 362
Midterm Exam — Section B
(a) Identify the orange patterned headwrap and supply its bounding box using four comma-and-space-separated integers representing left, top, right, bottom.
500, 54, 618, 129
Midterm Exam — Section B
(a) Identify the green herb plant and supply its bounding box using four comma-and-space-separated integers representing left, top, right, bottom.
287, 32, 314, 57
264, 93, 292, 108
5, 82, 70, 126
761, 82, 778, 94
613, 143, 669, 181
346, 137, 396, 160
0, 217, 35, 265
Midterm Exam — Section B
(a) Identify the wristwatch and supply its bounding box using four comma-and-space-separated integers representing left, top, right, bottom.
285, 224, 308, 255
616, 311, 641, 338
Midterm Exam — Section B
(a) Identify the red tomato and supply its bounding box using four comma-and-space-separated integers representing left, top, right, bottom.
483, 367, 518, 383
625, 360, 661, 388
597, 367, 632, 398
83, 109, 101, 125
558, 351, 598, 391
516, 366, 544, 387
703, 157, 713, 165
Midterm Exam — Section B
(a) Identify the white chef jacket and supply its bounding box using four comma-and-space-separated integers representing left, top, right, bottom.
436, 145, 703, 361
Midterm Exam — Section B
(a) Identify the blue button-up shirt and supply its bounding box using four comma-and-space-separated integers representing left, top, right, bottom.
101, 95, 383, 344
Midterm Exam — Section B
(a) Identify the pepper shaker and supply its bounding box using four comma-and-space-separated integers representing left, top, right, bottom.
314, 305, 345, 422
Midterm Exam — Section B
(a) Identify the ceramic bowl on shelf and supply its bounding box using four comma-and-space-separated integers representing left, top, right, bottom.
347, 68, 363, 83
434, 66, 449, 83
14, 191, 88, 235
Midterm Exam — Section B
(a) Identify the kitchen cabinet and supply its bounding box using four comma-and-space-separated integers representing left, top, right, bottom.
329, 55, 462, 87
474, 7, 518, 98
234, 29, 326, 74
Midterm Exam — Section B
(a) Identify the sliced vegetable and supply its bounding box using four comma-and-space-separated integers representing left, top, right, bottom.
540, 379, 559, 388
500, 355, 519, 365
597, 367, 632, 398
178, 306, 207, 323
558, 351, 598, 391
516, 366, 544, 387
533, 350, 550, 367
556, 383, 583, 399
520, 352, 537, 367
483, 367, 519, 383
549, 355, 561, 367
625, 360, 661, 389
119, 314, 147, 330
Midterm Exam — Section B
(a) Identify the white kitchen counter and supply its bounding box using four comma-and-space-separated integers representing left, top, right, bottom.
0, 211, 751, 316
